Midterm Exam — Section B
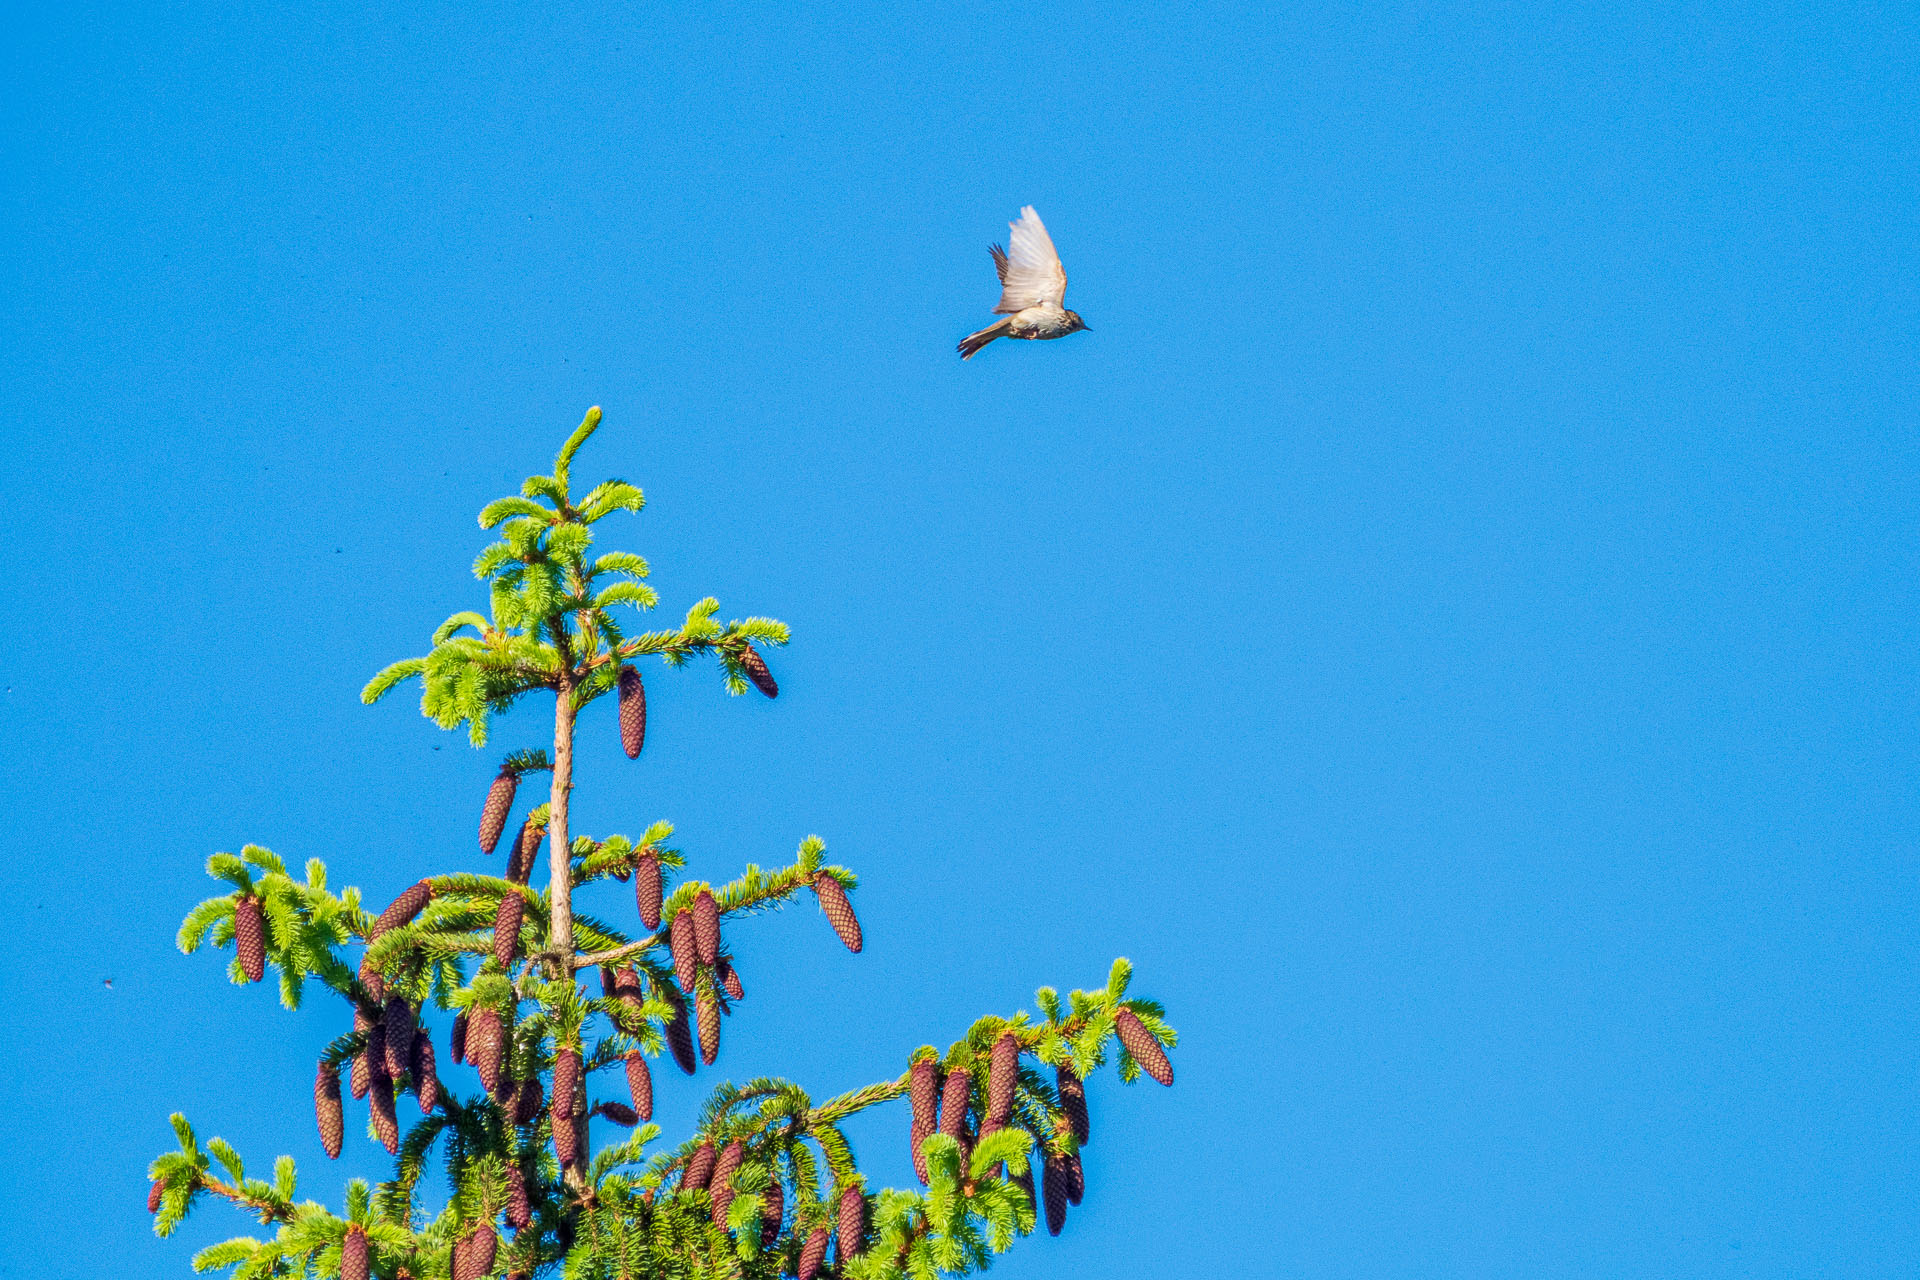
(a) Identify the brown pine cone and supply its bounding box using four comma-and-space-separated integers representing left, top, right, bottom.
234, 895, 266, 983
1056, 1063, 1090, 1146
449, 1011, 468, 1064
506, 819, 544, 886
479, 769, 518, 853
661, 983, 697, 1075
617, 665, 647, 758
512, 1072, 545, 1128
625, 1050, 654, 1120
368, 1064, 399, 1154
147, 1179, 164, 1214
341, 1226, 369, 1280
696, 983, 721, 1065
1041, 1154, 1068, 1236
467, 1223, 497, 1278
491, 893, 524, 971
987, 1032, 1020, 1126
357, 953, 385, 1005
836, 1186, 866, 1261
909, 1116, 932, 1185
383, 996, 414, 1080
683, 1141, 717, 1192
692, 889, 720, 965
938, 1068, 971, 1139
717, 958, 745, 1001
740, 644, 779, 698
411, 1029, 438, 1113
669, 910, 698, 990
634, 852, 663, 930
505, 1163, 532, 1229
468, 1007, 503, 1093
552, 1048, 581, 1122
599, 965, 618, 998
552, 1109, 576, 1169
315, 1060, 344, 1158
798, 1227, 830, 1280
909, 1059, 938, 1133
359, 1022, 387, 1103
812, 873, 862, 953
711, 1139, 744, 1227
597, 1101, 639, 1126
761, 1179, 784, 1247
370, 880, 434, 939
1113, 1008, 1174, 1085
350, 1006, 374, 1099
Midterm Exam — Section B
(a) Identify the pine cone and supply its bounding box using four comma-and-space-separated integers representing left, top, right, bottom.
383, 996, 414, 1081
599, 965, 618, 998
479, 769, 518, 853
552, 1048, 581, 1124
552, 1109, 576, 1169
449, 1228, 469, 1280
350, 1006, 374, 1099
148, 1179, 164, 1214
315, 1060, 344, 1158
1056, 1063, 1090, 1146
506, 1163, 532, 1229
506, 819, 544, 886
368, 1063, 398, 1154
761, 1179, 784, 1248
910, 1059, 938, 1133
341, 1226, 369, 1280
597, 1101, 639, 1126
1063, 1148, 1084, 1206
718, 957, 745, 1001
1113, 1008, 1174, 1085
692, 889, 720, 965
370, 880, 434, 939
683, 1141, 716, 1192
234, 895, 265, 983
634, 852, 663, 930
697, 983, 721, 1065
669, 910, 698, 990
491, 893, 524, 971
411, 1029, 438, 1113
798, 1227, 830, 1280
836, 1186, 866, 1261
662, 983, 697, 1075
449, 1011, 468, 1064
625, 1050, 654, 1120
359, 1022, 387, 1103
909, 1116, 932, 1185
812, 873, 862, 953
512, 1072, 545, 1128
1009, 1163, 1035, 1213
711, 1139, 744, 1227
617, 665, 647, 758
468, 1007, 503, 1093
612, 965, 646, 1031
740, 644, 779, 698
1041, 1153, 1068, 1236
357, 953, 385, 1005
938, 1068, 971, 1139
987, 1032, 1020, 1125
467, 1223, 497, 1278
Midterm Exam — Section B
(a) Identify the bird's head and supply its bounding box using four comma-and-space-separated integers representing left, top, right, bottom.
1064, 310, 1090, 333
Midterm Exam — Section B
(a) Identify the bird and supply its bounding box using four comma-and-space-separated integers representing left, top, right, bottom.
957, 206, 1088, 359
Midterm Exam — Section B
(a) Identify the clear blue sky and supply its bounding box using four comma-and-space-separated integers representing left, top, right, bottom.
2, 3, 1915, 1277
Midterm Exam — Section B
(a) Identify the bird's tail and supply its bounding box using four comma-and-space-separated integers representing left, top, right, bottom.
957, 318, 1011, 360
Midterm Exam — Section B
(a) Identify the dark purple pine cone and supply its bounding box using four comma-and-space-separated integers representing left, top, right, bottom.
909, 1116, 932, 1186
468, 1007, 503, 1093
692, 889, 721, 965
634, 852, 663, 930
711, 1139, 744, 1227
491, 893, 524, 971
360, 1022, 388, 1104
617, 665, 647, 758
1056, 1063, 1090, 1146
449, 1010, 468, 1064
669, 910, 698, 991
761, 1179, 784, 1248
505, 1163, 532, 1229
234, 895, 266, 983
411, 1028, 438, 1113
1010, 1162, 1035, 1213
625, 1050, 654, 1120
357, 955, 385, 1005
597, 1101, 639, 1126
506, 819, 544, 886
612, 965, 646, 1030
1063, 1148, 1085, 1206
369, 880, 434, 939
368, 1063, 398, 1154
836, 1186, 866, 1262
987, 1032, 1020, 1126
350, 1006, 374, 1099
148, 1180, 164, 1214
1113, 1008, 1174, 1085
717, 958, 745, 1001
552, 1108, 576, 1169
740, 644, 779, 698
467, 1223, 497, 1278
798, 1227, 830, 1280
479, 769, 518, 853
938, 1068, 971, 1140
683, 1141, 716, 1192
1041, 1154, 1068, 1236
552, 1048, 581, 1124
315, 1060, 344, 1158
812, 873, 862, 953
909, 1059, 938, 1134
340, 1226, 369, 1280
512, 1072, 545, 1128
600, 965, 618, 998
661, 983, 697, 1075
696, 983, 721, 1066
382, 996, 414, 1081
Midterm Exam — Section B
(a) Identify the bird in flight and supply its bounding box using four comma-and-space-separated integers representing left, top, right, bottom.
957, 206, 1088, 360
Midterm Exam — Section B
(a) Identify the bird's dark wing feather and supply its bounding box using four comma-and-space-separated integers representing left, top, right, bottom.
990, 244, 1010, 284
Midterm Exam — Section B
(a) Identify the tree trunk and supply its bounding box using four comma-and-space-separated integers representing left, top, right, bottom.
548, 679, 577, 967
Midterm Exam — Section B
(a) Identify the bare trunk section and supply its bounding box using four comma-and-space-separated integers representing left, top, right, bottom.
548, 677, 577, 971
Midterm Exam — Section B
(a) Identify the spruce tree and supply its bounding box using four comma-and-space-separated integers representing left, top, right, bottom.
149, 408, 1178, 1279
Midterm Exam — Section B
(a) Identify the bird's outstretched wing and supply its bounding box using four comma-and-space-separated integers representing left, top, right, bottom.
991, 206, 1068, 314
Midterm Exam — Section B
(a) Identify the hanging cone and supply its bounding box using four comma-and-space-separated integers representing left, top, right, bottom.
552, 1048, 581, 1125
552, 1109, 576, 1170
811, 873, 862, 953
909, 1116, 932, 1185
1041, 1154, 1068, 1236
1010, 1162, 1035, 1214
340, 1226, 369, 1280
1063, 1148, 1084, 1206
761, 1179, 784, 1248
599, 965, 617, 998
360, 1023, 388, 1104
411, 1028, 438, 1113
634, 852, 663, 929
368, 1063, 398, 1154
491, 893, 524, 971
597, 1101, 639, 1126
836, 1186, 866, 1262
798, 1227, 830, 1280
234, 895, 265, 983
449, 1011, 468, 1064
617, 665, 647, 758
1113, 1009, 1174, 1085
683, 1141, 717, 1192
692, 889, 720, 965
369, 880, 434, 939
669, 910, 698, 990
147, 1179, 164, 1214
625, 1050, 654, 1120
449, 1229, 469, 1280
612, 965, 646, 1031
506, 819, 544, 886
315, 1060, 344, 1158
506, 1164, 531, 1229
910, 1059, 938, 1130
717, 957, 745, 1001
350, 1007, 374, 1099
939, 1067, 971, 1140
1056, 1063, 1090, 1146
468, 1007, 503, 1093
661, 983, 697, 1075
987, 1032, 1020, 1125
711, 1139, 744, 1227
479, 769, 518, 853
513, 1073, 545, 1128
382, 996, 414, 1081
467, 1223, 497, 1278
740, 644, 779, 698
696, 983, 721, 1065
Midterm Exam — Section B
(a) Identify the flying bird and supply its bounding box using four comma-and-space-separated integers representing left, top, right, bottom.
957, 206, 1088, 360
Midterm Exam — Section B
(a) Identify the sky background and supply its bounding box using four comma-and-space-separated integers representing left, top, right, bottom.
2, 3, 1917, 1277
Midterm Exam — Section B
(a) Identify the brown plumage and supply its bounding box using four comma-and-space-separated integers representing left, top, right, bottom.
1056, 1062, 1090, 1146
479, 769, 518, 853
1113, 1008, 1173, 1085
634, 851, 663, 929
617, 665, 647, 758
692, 889, 721, 965
798, 1227, 830, 1280
625, 1050, 654, 1120
740, 644, 779, 698
234, 895, 266, 983
411, 1029, 438, 1113
987, 1032, 1020, 1125
315, 1061, 344, 1157
669, 910, 698, 990
812, 873, 862, 953
340, 1226, 369, 1280
491, 893, 524, 971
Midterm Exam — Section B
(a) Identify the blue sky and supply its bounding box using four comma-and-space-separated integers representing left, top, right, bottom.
2, 3, 1916, 1277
